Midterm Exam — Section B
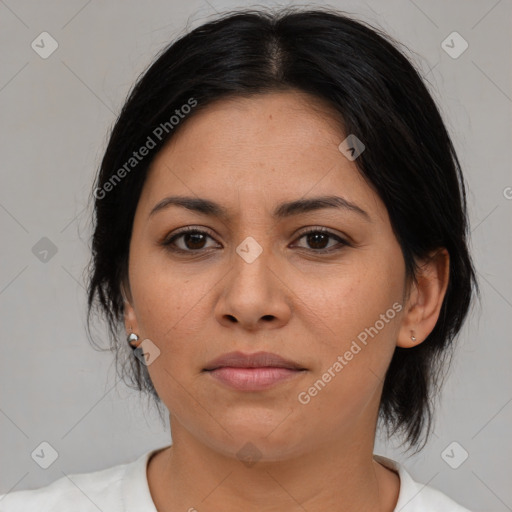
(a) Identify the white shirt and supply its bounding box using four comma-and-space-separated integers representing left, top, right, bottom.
0, 446, 472, 511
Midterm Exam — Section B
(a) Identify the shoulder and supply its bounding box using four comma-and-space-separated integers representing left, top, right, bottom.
374, 454, 473, 512
406, 483, 473, 511
0, 451, 149, 512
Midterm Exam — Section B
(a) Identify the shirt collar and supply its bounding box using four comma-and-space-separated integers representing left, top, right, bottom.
121, 446, 168, 512
122, 447, 423, 512
373, 453, 425, 511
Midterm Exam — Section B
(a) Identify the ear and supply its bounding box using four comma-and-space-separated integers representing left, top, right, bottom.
397, 248, 450, 348
121, 280, 140, 337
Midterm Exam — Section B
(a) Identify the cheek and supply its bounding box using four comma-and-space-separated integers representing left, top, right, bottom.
293, 249, 404, 404
129, 241, 207, 333
295, 279, 402, 426
128, 252, 230, 400
295, 254, 403, 347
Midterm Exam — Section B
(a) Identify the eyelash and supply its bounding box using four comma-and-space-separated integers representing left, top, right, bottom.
161, 226, 350, 255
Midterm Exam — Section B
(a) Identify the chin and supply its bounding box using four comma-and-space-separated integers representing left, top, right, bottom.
203, 416, 308, 461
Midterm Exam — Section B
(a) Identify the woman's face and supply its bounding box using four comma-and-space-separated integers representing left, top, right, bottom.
124, 90, 413, 460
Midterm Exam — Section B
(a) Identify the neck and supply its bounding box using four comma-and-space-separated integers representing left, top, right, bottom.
147, 420, 400, 512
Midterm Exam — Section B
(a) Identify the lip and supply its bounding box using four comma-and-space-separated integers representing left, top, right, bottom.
202, 351, 307, 391
207, 367, 305, 391
203, 351, 305, 371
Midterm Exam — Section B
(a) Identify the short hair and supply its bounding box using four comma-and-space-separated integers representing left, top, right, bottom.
85, 6, 479, 452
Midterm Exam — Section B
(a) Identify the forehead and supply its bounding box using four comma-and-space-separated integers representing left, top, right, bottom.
159, 90, 346, 162
138, 91, 384, 221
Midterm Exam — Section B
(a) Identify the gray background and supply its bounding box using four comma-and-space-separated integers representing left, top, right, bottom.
0, 0, 511, 510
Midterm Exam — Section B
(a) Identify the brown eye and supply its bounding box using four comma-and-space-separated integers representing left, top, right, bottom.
305, 232, 330, 250
162, 226, 349, 255
180, 232, 208, 250
293, 228, 349, 253
162, 228, 219, 253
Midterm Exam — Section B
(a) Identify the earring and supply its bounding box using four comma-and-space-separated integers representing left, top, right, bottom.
410, 331, 417, 342
127, 331, 140, 349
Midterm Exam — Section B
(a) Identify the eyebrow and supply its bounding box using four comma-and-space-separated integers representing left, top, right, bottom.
149, 195, 371, 222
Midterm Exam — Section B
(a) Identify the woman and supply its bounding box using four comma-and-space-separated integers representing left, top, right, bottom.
0, 6, 478, 511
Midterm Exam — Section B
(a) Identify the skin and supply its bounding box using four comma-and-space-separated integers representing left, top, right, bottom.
122, 90, 450, 512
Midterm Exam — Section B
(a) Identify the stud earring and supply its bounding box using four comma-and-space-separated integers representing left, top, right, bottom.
127, 331, 140, 349
410, 331, 417, 342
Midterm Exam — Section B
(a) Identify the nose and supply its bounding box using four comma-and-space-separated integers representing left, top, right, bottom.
214, 240, 292, 331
